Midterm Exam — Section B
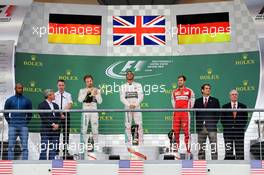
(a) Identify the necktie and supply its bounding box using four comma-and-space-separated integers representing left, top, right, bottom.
60, 93, 63, 109
204, 97, 208, 108
233, 103, 237, 119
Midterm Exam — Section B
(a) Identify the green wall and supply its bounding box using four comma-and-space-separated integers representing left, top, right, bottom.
15, 51, 260, 134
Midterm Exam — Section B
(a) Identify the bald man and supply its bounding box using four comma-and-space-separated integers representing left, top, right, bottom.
4, 83, 32, 160
221, 89, 248, 160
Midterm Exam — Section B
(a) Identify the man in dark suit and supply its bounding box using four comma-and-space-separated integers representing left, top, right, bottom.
194, 83, 220, 160
221, 89, 248, 160
38, 89, 61, 160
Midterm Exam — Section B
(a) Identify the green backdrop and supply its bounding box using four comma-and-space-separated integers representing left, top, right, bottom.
15, 51, 260, 134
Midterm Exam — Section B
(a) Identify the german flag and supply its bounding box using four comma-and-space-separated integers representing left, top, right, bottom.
176, 12, 231, 45
48, 14, 102, 45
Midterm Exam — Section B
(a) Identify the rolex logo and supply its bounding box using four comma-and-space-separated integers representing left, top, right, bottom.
30, 81, 36, 87
243, 80, 248, 86
235, 53, 255, 65
207, 68, 212, 75
23, 54, 43, 67
31, 55, 36, 61
236, 80, 255, 92
59, 69, 78, 81
242, 54, 248, 60
66, 69, 71, 76
24, 81, 42, 93
200, 68, 220, 80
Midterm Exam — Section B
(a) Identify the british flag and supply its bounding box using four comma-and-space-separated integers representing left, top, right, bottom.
113, 16, 166, 45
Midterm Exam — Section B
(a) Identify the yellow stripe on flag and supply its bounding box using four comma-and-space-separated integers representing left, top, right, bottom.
178, 33, 231, 44
48, 34, 101, 45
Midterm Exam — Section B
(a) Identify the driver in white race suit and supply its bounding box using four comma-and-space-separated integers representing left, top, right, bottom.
78, 75, 102, 144
120, 71, 144, 145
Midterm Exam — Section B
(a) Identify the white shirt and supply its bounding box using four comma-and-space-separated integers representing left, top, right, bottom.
54, 91, 73, 109
202, 96, 210, 124
203, 96, 209, 105
231, 101, 238, 109
46, 99, 55, 116
46, 99, 54, 110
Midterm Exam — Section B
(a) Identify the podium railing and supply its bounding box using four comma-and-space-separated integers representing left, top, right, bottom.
0, 108, 263, 161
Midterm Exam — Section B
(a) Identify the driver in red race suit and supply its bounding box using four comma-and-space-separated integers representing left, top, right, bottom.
171, 75, 195, 153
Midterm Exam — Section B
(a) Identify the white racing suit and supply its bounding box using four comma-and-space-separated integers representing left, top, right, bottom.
120, 82, 144, 145
78, 87, 102, 144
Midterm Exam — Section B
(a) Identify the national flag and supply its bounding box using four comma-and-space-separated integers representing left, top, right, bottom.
118, 160, 144, 175
181, 160, 207, 175
176, 12, 231, 44
48, 14, 101, 45
51, 160, 77, 175
0, 160, 12, 175
113, 16, 166, 45
251, 160, 264, 175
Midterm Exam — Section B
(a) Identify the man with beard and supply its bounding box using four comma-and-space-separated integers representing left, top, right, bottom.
4, 83, 32, 160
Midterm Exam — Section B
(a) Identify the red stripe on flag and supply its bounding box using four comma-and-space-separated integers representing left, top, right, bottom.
177, 22, 230, 35
48, 23, 101, 35
0, 160, 12, 175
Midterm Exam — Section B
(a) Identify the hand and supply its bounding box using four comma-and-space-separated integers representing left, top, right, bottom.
65, 103, 72, 110
52, 123, 59, 130
61, 114, 65, 119
92, 89, 98, 96
87, 89, 92, 97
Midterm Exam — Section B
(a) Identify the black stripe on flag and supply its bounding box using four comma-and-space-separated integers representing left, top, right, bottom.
177, 12, 229, 25
49, 14, 102, 25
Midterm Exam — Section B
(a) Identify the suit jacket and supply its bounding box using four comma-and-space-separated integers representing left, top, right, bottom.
221, 102, 248, 135
38, 100, 61, 135
194, 96, 220, 133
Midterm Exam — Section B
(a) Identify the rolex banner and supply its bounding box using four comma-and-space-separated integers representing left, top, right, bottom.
15, 51, 260, 134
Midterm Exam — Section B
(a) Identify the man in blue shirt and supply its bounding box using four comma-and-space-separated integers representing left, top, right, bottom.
4, 83, 32, 160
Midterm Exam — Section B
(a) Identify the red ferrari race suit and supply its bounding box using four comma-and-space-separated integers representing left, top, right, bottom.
171, 87, 195, 151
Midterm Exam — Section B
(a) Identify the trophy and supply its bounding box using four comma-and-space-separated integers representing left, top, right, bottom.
87, 132, 94, 152
168, 129, 176, 152
131, 125, 139, 146
83, 90, 93, 103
